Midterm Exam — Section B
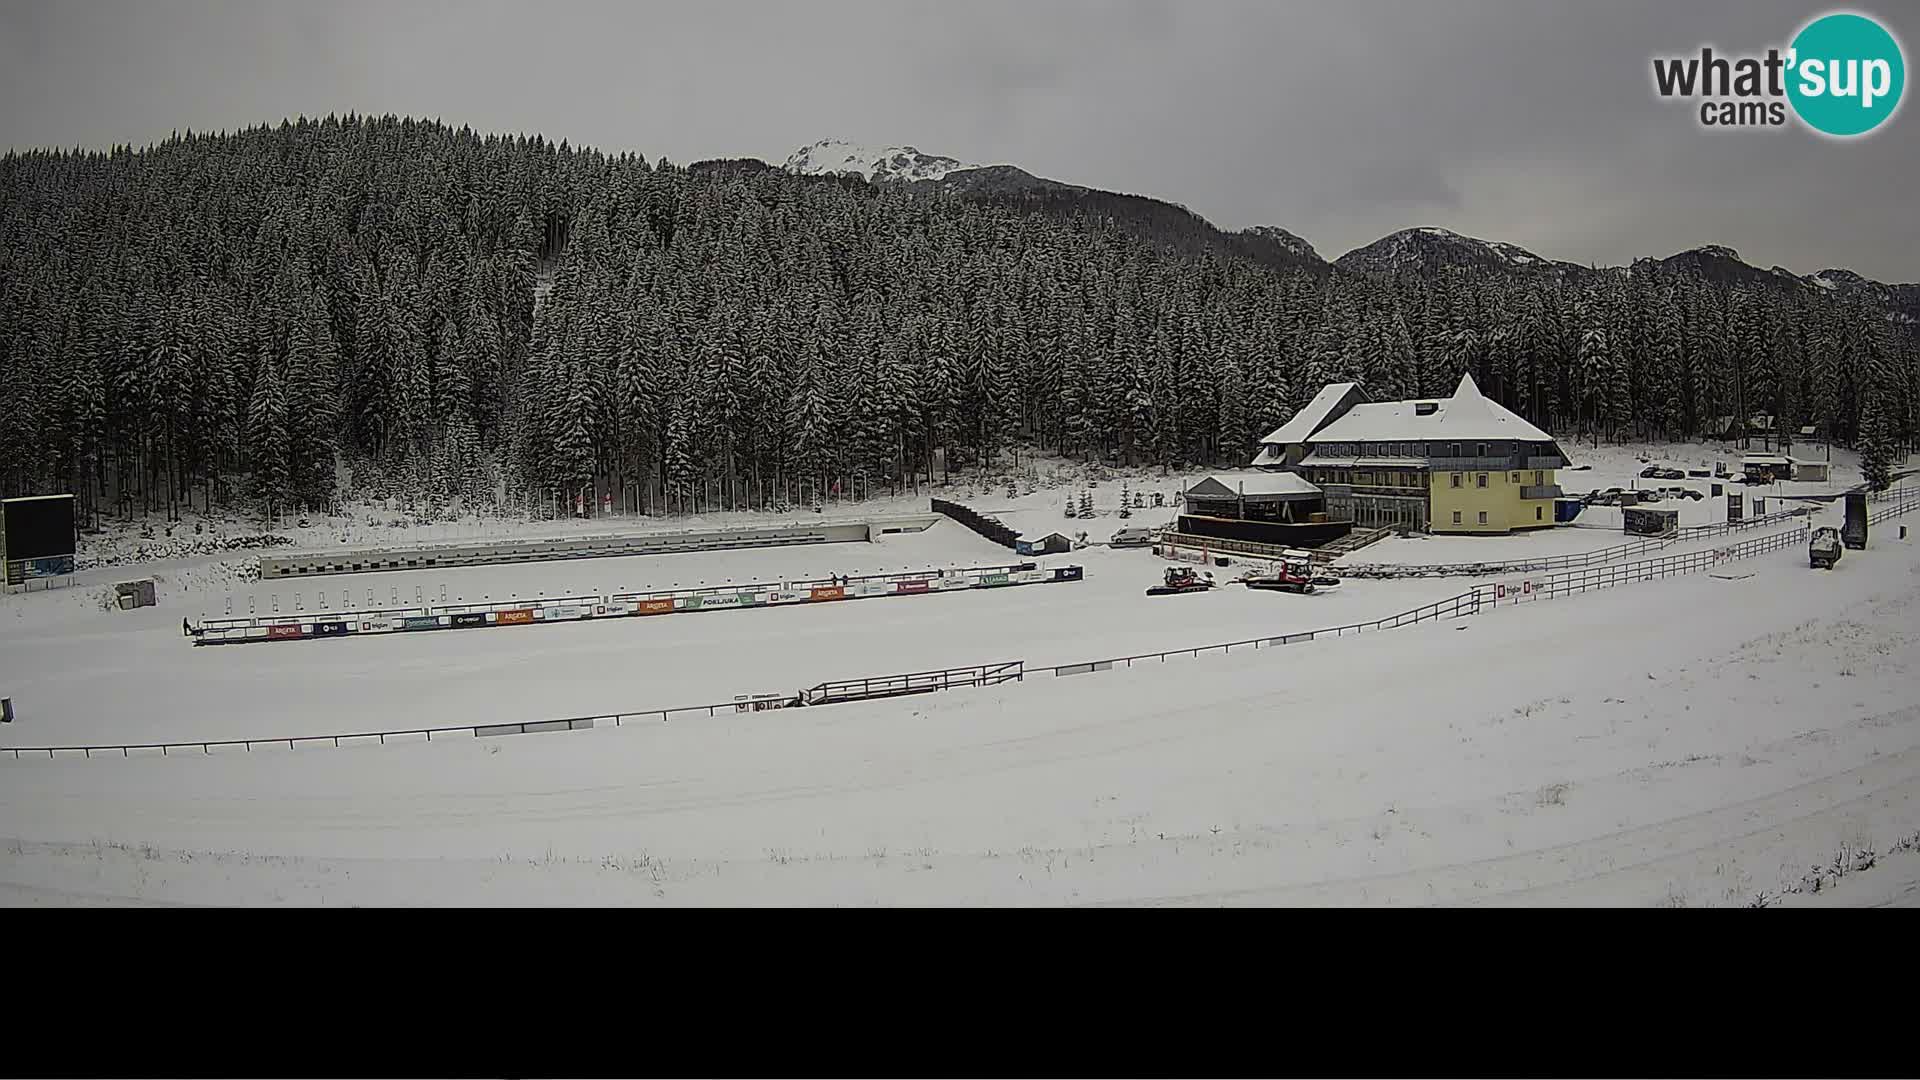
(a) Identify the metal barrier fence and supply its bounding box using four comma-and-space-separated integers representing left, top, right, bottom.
3, 662, 1030, 759
802, 662, 1025, 705
1868, 491, 1920, 524
1040, 589, 1485, 676
3, 698, 754, 759
1484, 522, 1811, 606
1334, 506, 1816, 579
1157, 532, 1339, 565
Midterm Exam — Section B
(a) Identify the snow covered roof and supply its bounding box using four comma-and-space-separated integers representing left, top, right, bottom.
1259, 383, 1362, 446
1184, 473, 1323, 501
1307, 373, 1553, 444
1250, 445, 1286, 467
1742, 454, 1793, 465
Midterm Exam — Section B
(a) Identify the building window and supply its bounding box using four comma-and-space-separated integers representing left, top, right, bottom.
1452, 510, 1462, 525
1358, 472, 1373, 485
1478, 511, 1489, 525
1536, 506, 1544, 521
1511, 472, 1521, 484
1451, 473, 1462, 488
1477, 473, 1488, 488
1535, 470, 1544, 485
1477, 443, 1487, 457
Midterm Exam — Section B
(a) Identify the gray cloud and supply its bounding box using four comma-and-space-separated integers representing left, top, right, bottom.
1, 0, 1912, 280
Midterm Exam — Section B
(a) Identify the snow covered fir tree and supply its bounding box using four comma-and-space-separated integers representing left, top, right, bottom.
2, 115, 1915, 531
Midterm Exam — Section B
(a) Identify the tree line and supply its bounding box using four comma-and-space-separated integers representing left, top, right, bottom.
2, 114, 1913, 528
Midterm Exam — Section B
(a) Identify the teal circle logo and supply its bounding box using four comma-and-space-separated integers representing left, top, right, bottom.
1787, 12, 1905, 136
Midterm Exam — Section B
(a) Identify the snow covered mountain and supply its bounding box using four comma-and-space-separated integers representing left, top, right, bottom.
1334, 226, 1564, 275
781, 139, 1330, 275
1240, 225, 1318, 261
783, 139, 986, 183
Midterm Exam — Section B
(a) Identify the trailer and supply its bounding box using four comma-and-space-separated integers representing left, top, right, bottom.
1809, 527, 1843, 569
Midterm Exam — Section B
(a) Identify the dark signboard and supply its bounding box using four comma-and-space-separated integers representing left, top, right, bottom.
450, 612, 488, 627
1, 494, 76, 561
313, 621, 351, 636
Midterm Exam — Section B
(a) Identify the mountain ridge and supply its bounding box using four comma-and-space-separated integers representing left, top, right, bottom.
774, 137, 1914, 297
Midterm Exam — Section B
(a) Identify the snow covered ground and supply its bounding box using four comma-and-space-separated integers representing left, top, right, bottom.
5, 442, 1916, 906
0, 520, 1471, 747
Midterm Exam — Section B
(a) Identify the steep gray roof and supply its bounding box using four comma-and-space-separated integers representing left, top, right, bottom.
1307, 372, 1553, 444
1260, 382, 1362, 446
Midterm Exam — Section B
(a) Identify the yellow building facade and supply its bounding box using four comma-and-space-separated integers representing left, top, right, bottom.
1428, 465, 1560, 534
1253, 372, 1568, 536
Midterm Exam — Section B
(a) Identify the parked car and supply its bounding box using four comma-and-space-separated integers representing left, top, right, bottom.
1110, 526, 1156, 548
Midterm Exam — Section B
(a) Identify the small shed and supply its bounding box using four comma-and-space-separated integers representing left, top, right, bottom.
1792, 460, 1831, 483
1015, 531, 1074, 556
1622, 506, 1680, 537
1742, 454, 1794, 482
114, 579, 157, 610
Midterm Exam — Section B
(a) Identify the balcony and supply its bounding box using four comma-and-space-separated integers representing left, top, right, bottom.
1428, 456, 1515, 473
1520, 484, 1564, 501
1526, 455, 1568, 471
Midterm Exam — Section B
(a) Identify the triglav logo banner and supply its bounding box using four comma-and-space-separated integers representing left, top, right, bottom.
1652, 10, 1905, 136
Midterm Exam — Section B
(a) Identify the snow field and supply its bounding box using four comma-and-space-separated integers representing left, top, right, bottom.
4, 525, 1919, 906
0, 519, 1472, 748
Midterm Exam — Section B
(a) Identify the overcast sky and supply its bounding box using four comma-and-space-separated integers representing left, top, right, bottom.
2, 0, 1912, 280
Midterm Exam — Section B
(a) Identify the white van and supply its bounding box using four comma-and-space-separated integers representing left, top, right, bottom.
1110, 526, 1156, 548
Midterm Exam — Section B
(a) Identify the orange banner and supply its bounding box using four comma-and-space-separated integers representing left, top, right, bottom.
637, 598, 676, 615
810, 586, 846, 601
497, 609, 534, 624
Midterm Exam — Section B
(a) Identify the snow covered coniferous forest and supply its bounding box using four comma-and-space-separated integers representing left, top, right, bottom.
2, 116, 1916, 526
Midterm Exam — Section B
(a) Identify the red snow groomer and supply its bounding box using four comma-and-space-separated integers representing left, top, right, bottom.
1243, 557, 1318, 594
1146, 565, 1216, 596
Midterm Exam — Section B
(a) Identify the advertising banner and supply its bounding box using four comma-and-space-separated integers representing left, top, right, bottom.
497, 609, 534, 624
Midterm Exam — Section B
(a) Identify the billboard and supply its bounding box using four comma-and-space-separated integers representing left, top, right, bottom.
2, 494, 77, 586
